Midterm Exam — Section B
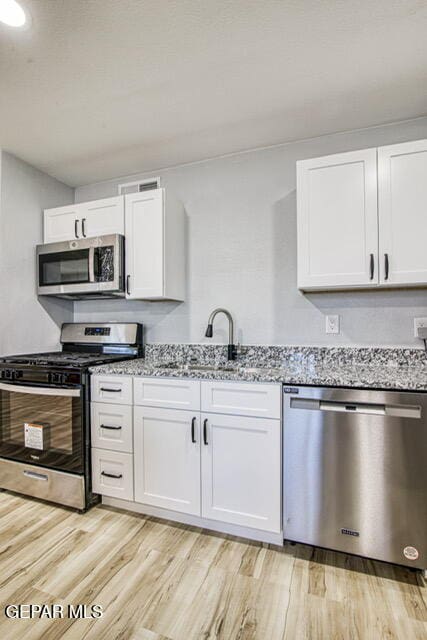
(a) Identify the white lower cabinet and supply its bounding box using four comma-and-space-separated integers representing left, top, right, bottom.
133, 406, 201, 516
201, 412, 281, 532
92, 375, 282, 540
92, 448, 134, 501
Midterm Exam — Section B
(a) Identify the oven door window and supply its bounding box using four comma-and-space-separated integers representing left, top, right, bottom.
0, 385, 83, 473
39, 249, 90, 286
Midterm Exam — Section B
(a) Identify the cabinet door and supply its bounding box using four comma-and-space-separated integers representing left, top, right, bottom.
134, 406, 201, 515
297, 148, 378, 290
125, 190, 164, 299
378, 139, 427, 285
80, 196, 124, 239
44, 205, 81, 243
201, 413, 281, 532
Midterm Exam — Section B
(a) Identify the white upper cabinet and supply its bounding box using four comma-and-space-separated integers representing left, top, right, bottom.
44, 196, 124, 243
43, 204, 82, 243
125, 189, 185, 301
378, 139, 427, 286
80, 196, 124, 238
297, 138, 427, 291
297, 148, 378, 290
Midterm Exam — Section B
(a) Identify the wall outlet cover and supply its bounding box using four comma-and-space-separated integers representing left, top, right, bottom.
414, 317, 427, 338
325, 315, 340, 334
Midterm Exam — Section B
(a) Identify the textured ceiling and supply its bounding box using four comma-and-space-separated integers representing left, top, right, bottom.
0, 0, 426, 186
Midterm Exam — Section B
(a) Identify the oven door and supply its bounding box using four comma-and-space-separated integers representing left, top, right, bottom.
37, 235, 124, 298
0, 382, 84, 473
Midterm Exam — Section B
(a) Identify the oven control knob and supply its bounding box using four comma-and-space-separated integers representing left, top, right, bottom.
4, 369, 14, 380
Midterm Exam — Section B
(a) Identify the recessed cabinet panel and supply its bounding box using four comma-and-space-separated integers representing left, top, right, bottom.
81, 197, 124, 238
92, 448, 134, 501
378, 139, 427, 285
201, 413, 281, 532
134, 377, 200, 411
91, 375, 133, 405
91, 402, 133, 453
201, 381, 281, 419
43, 206, 81, 243
134, 406, 201, 515
297, 148, 378, 290
125, 190, 164, 299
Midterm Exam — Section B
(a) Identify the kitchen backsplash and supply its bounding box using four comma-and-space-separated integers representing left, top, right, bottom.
145, 343, 427, 368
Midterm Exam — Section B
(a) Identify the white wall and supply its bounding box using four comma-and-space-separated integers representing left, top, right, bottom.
0, 151, 74, 355
74, 117, 427, 347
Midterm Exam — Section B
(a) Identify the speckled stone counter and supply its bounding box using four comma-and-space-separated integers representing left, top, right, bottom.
90, 344, 427, 392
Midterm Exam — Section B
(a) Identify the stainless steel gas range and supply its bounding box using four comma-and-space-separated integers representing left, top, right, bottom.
0, 323, 143, 511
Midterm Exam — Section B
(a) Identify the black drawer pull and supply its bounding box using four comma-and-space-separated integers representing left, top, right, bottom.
100, 387, 121, 393
369, 253, 374, 280
384, 253, 389, 280
101, 471, 123, 479
191, 417, 196, 443
203, 418, 208, 445
100, 424, 122, 430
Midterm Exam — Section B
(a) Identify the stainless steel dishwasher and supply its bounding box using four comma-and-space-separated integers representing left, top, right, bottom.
283, 385, 427, 570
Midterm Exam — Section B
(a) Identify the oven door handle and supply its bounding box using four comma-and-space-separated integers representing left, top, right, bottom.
0, 382, 81, 397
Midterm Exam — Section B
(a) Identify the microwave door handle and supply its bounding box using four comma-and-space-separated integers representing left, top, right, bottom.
0, 383, 80, 397
88, 247, 95, 283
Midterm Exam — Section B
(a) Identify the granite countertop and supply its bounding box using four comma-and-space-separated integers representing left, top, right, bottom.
91, 344, 427, 392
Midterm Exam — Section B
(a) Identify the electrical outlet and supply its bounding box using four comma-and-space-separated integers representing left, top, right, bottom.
414, 317, 427, 338
325, 315, 340, 334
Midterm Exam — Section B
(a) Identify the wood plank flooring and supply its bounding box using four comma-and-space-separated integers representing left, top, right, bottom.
0, 492, 425, 640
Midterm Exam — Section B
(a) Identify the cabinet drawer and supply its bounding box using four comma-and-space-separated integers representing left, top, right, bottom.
201, 381, 281, 419
92, 448, 133, 500
134, 377, 200, 410
91, 375, 133, 405
91, 403, 133, 453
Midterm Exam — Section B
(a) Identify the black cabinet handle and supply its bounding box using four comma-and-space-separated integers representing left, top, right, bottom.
203, 418, 208, 445
369, 253, 374, 280
101, 471, 123, 479
126, 275, 131, 295
384, 253, 389, 280
74, 219, 79, 238
100, 387, 121, 393
100, 424, 122, 430
82, 218, 87, 237
191, 417, 196, 443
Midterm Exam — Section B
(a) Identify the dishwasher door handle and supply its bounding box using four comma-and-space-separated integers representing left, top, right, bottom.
290, 397, 421, 419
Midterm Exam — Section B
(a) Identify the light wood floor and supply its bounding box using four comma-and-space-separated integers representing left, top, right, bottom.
0, 492, 425, 640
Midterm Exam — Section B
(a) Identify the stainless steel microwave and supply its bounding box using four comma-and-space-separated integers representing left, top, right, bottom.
37, 234, 125, 299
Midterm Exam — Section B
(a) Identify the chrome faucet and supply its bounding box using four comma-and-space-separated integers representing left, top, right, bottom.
205, 308, 237, 360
